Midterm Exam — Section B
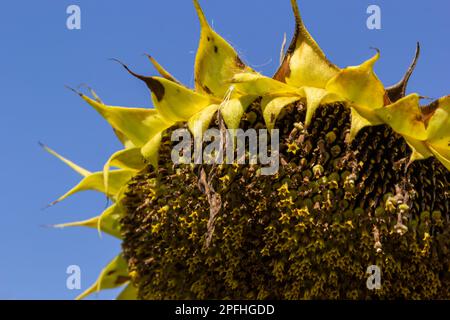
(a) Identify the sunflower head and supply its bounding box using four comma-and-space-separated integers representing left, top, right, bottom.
44, 0, 449, 299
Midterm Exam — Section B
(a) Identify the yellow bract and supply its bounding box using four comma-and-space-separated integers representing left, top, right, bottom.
193, 0, 254, 98
50, 169, 135, 206
76, 254, 131, 300
376, 94, 450, 168
146, 54, 180, 84
232, 72, 298, 97
192, 0, 260, 129
220, 96, 257, 130
405, 138, 433, 162
426, 96, 450, 149
326, 52, 385, 110
113, 129, 136, 149
301, 87, 340, 127
149, 77, 215, 122
421, 96, 450, 169
376, 94, 427, 140
429, 145, 450, 170
103, 147, 146, 196
274, 0, 339, 88
141, 132, 163, 168
326, 52, 386, 139
40, 143, 91, 177
43, 145, 135, 206
188, 104, 220, 140
54, 204, 123, 239
82, 94, 172, 147
117, 64, 216, 122
348, 107, 375, 142
262, 96, 301, 132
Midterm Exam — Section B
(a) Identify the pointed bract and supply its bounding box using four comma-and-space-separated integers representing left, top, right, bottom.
76, 254, 130, 300
348, 107, 374, 142
193, 0, 255, 98
82, 94, 172, 147
261, 96, 301, 132
41, 143, 91, 177
220, 96, 257, 130
103, 148, 146, 195
49, 169, 135, 206
97, 203, 123, 238
115, 59, 217, 121
326, 51, 386, 139
273, 0, 339, 88
188, 104, 220, 140
301, 87, 341, 127
425, 95, 450, 149
113, 129, 136, 149
429, 145, 450, 171
326, 51, 385, 111
145, 54, 180, 84
405, 137, 433, 163
232, 72, 298, 97
425, 96, 450, 169
141, 132, 163, 168
54, 204, 122, 239
376, 94, 428, 140
386, 43, 421, 103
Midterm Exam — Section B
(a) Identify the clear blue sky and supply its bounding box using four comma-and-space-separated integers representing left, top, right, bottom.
0, 0, 448, 299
